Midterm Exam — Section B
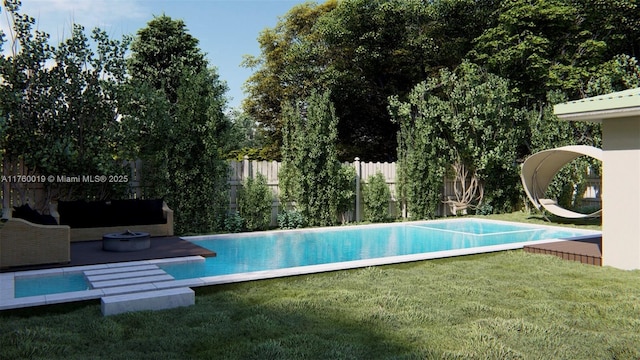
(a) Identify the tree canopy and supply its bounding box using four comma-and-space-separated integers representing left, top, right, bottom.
0, 0, 131, 204
0, 3, 232, 232
243, 0, 499, 161
244, 0, 640, 163
127, 15, 208, 104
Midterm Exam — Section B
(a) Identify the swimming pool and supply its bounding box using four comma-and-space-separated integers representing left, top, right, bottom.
161, 218, 594, 279
8, 218, 598, 300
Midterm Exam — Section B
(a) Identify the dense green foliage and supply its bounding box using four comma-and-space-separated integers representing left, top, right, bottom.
4, 0, 640, 223
279, 91, 342, 227
243, 0, 498, 161
336, 165, 357, 222
245, 0, 640, 216
223, 211, 245, 233
277, 209, 306, 229
362, 171, 391, 223
127, 15, 207, 104
125, 15, 230, 234
238, 173, 273, 231
392, 62, 525, 218
0, 0, 131, 205
470, 0, 640, 104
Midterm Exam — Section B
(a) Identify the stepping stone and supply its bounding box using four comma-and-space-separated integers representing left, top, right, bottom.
101, 287, 195, 316
90, 274, 174, 289
85, 269, 167, 282
84, 264, 159, 276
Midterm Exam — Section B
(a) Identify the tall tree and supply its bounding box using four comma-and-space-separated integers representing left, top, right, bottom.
126, 15, 230, 234
0, 0, 131, 205
391, 61, 525, 218
279, 90, 341, 226
242, 0, 337, 159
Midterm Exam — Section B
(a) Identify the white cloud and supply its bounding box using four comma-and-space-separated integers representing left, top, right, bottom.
7, 0, 149, 42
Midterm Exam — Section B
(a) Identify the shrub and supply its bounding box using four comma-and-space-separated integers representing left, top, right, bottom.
336, 165, 357, 223
474, 202, 494, 216
362, 172, 391, 223
238, 173, 273, 231
224, 211, 245, 233
277, 209, 306, 229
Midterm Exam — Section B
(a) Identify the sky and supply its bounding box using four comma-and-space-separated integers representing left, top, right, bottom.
1, 0, 311, 110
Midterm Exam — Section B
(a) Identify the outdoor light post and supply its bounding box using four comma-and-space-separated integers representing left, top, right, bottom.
555, 88, 640, 270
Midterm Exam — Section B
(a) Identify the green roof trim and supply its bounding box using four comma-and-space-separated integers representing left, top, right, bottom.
554, 87, 640, 116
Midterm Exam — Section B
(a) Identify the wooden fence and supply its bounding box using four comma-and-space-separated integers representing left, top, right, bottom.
2, 157, 602, 224
227, 157, 403, 225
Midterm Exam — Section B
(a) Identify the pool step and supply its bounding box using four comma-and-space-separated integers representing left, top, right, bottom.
86, 269, 168, 283
101, 287, 195, 316
84, 264, 175, 289
84, 264, 160, 276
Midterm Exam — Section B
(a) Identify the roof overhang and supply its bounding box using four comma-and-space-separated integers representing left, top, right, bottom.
554, 87, 640, 123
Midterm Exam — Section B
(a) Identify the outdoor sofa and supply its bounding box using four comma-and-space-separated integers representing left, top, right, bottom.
0, 217, 70, 268
52, 199, 174, 242
0, 199, 174, 268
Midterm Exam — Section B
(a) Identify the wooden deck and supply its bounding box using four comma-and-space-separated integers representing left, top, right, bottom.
1, 236, 216, 273
524, 235, 602, 266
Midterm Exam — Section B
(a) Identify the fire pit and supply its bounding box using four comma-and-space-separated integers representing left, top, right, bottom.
103, 230, 151, 252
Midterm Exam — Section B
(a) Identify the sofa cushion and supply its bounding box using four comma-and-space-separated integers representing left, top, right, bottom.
58, 200, 89, 228
13, 203, 58, 225
85, 200, 109, 227
110, 199, 166, 226
138, 199, 165, 225
110, 199, 135, 226
58, 199, 166, 228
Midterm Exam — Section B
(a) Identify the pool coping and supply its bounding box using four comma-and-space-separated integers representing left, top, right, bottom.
1, 219, 601, 311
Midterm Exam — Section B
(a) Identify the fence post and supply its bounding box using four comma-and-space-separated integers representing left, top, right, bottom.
354, 157, 361, 222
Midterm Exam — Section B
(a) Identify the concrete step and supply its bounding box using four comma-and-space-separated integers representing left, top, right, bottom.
86, 269, 167, 283
84, 264, 159, 277
90, 274, 175, 289
101, 287, 195, 316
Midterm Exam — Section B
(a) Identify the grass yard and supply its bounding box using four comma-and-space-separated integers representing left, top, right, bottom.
3, 254, 639, 359
4, 212, 636, 360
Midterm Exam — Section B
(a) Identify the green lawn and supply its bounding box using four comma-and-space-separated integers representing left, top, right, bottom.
5, 213, 637, 360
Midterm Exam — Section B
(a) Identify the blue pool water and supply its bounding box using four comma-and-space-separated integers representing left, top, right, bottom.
13, 219, 594, 297
160, 219, 586, 280
15, 273, 89, 298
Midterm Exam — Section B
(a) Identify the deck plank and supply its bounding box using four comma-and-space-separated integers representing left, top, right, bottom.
1, 236, 215, 273
524, 236, 601, 266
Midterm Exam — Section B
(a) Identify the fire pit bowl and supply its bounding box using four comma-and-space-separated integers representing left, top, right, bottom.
102, 230, 151, 252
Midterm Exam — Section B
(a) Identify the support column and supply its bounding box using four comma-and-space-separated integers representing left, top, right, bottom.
601, 117, 640, 269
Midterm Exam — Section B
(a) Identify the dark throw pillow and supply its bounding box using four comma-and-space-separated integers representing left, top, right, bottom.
13, 203, 41, 224
13, 203, 58, 225
58, 200, 89, 228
